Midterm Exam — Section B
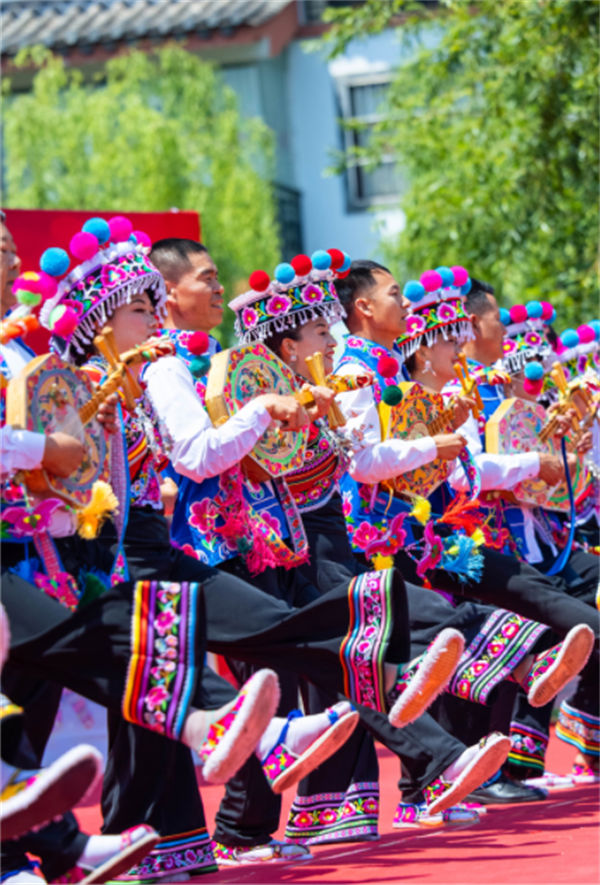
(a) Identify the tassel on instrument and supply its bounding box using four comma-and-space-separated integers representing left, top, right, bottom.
76, 481, 119, 539
409, 496, 431, 525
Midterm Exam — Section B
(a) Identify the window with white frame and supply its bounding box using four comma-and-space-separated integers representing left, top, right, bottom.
336, 74, 402, 210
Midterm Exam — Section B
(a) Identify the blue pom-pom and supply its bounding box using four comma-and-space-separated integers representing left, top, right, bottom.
82, 217, 111, 245
40, 247, 70, 277
403, 280, 425, 302
339, 252, 351, 272
499, 308, 511, 326
589, 319, 600, 340
274, 262, 295, 285
561, 329, 579, 349
311, 250, 331, 271
527, 300, 543, 319
549, 308, 556, 324
524, 361, 544, 381
460, 279, 472, 295
435, 266, 454, 287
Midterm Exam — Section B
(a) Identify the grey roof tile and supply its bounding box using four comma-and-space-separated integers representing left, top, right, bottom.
1, 0, 293, 54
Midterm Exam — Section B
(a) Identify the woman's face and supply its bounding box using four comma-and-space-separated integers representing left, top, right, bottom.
285, 318, 337, 378
106, 292, 158, 354
420, 336, 461, 385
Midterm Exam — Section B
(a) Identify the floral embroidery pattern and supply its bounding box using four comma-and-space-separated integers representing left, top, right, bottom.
117, 829, 216, 881
285, 782, 379, 845
508, 723, 549, 774
556, 700, 600, 756
123, 580, 199, 740
339, 570, 393, 711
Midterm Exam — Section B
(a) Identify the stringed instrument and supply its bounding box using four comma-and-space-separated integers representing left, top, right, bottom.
5, 329, 175, 507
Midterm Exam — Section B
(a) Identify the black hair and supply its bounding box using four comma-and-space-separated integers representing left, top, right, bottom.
0, 210, 6, 223
263, 326, 301, 358
404, 352, 417, 376
334, 259, 391, 321
149, 238, 208, 284
464, 277, 496, 315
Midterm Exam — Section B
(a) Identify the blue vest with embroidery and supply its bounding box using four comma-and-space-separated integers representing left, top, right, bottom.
335, 335, 417, 550
164, 330, 290, 566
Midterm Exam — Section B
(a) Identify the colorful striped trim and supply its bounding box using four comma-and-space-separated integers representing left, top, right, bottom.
108, 828, 216, 882
507, 722, 549, 773
122, 580, 199, 740
448, 609, 547, 706
556, 700, 600, 757
285, 782, 379, 845
339, 570, 394, 712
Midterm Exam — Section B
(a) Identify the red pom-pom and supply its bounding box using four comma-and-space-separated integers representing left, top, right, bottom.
327, 249, 345, 270
70, 231, 99, 262
420, 270, 443, 292
187, 330, 210, 356
249, 270, 270, 292
37, 272, 58, 301
540, 301, 554, 321
131, 230, 152, 249
291, 254, 312, 277
377, 355, 399, 378
108, 216, 133, 242
509, 304, 528, 324
523, 377, 543, 396
578, 324, 595, 344
451, 265, 469, 286
336, 268, 350, 279
51, 306, 79, 338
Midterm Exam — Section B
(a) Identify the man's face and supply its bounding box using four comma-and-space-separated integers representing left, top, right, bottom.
166, 251, 224, 332
471, 294, 505, 364
359, 270, 409, 338
0, 221, 21, 316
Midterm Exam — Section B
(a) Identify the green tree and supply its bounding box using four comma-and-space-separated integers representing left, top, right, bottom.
3, 46, 281, 342
324, 0, 599, 322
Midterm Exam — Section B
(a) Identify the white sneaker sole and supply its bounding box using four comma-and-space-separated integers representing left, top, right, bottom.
428, 733, 511, 816
527, 624, 594, 708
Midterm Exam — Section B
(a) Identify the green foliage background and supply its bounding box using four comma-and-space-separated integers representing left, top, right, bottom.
3, 46, 281, 342
324, 0, 599, 323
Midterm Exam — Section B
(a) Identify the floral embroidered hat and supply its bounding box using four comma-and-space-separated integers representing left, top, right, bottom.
498, 300, 556, 395
229, 249, 350, 344
552, 321, 600, 379
396, 265, 473, 360
19, 215, 167, 364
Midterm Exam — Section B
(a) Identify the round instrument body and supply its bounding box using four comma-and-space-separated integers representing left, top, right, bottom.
205, 343, 308, 478
6, 353, 110, 506
486, 396, 588, 512
380, 382, 449, 498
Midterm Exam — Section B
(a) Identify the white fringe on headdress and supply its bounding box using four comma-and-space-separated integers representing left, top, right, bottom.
398, 320, 474, 361
235, 301, 346, 345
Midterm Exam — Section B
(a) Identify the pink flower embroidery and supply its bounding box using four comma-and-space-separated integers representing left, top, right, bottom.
503, 340, 517, 354
261, 511, 282, 534
242, 307, 259, 328
189, 498, 219, 535
352, 521, 382, 549
416, 522, 443, 578
145, 685, 169, 710
437, 303, 457, 322
301, 284, 324, 304
342, 493, 352, 517
405, 315, 426, 336
266, 294, 292, 316
3, 499, 63, 537
155, 609, 177, 636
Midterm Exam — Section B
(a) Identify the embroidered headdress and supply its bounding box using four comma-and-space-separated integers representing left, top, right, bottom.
21, 215, 166, 364
396, 265, 473, 359
499, 300, 556, 383
553, 322, 600, 379
229, 249, 349, 344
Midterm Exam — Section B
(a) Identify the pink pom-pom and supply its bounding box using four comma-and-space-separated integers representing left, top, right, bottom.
187, 330, 210, 356
131, 230, 152, 249
523, 377, 543, 396
51, 306, 79, 338
540, 301, 554, 321
554, 340, 566, 355
420, 270, 443, 292
37, 271, 58, 301
578, 324, 595, 344
108, 216, 134, 242
509, 304, 528, 324
70, 231, 99, 262
12, 272, 40, 294
450, 266, 469, 286
248, 270, 270, 292
377, 355, 399, 378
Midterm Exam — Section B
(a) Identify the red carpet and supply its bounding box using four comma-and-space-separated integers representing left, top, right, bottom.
75, 729, 600, 885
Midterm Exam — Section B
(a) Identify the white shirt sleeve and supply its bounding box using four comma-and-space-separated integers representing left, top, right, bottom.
0, 426, 46, 479
335, 362, 438, 484
447, 413, 540, 491
143, 356, 273, 482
